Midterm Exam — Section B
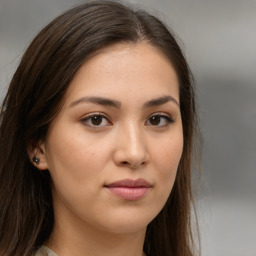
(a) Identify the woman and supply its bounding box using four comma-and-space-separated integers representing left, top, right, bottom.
0, 1, 200, 256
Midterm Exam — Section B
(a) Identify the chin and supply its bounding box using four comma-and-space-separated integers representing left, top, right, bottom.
102, 222, 147, 235
94, 210, 156, 235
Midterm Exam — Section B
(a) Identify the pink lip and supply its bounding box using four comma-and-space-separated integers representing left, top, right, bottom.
104, 178, 152, 201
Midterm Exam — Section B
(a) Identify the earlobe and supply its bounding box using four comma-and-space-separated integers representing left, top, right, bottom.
27, 141, 49, 170
32, 156, 40, 165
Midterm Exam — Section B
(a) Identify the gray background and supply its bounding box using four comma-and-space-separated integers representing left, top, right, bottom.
0, 0, 255, 255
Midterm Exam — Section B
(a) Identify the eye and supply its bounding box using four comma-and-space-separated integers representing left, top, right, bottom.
145, 114, 174, 127
81, 113, 111, 127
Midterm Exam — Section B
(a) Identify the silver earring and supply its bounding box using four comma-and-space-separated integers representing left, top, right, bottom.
32, 157, 40, 164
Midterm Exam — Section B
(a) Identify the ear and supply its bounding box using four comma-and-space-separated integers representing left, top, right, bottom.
27, 140, 49, 170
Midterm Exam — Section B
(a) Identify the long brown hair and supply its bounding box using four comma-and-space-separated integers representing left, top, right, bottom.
0, 1, 200, 255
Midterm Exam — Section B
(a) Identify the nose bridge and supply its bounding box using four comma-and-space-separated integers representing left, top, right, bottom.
125, 121, 145, 154
114, 120, 148, 167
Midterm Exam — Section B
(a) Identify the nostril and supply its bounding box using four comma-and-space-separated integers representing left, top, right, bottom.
114, 151, 149, 168
120, 160, 147, 169
121, 161, 129, 166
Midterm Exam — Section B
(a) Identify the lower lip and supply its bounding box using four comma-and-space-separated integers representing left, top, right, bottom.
106, 187, 151, 201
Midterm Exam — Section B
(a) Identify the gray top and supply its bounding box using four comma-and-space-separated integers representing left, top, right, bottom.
35, 246, 57, 256
35, 245, 147, 256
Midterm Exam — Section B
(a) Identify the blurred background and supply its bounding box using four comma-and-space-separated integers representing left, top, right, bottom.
0, 0, 255, 255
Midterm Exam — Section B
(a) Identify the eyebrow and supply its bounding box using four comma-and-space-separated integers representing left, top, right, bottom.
70, 96, 121, 108
69, 95, 179, 109
143, 95, 179, 108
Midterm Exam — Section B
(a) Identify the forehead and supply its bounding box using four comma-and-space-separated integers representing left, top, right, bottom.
64, 42, 179, 105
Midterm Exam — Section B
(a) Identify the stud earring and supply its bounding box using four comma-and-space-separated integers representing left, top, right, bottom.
32, 157, 40, 165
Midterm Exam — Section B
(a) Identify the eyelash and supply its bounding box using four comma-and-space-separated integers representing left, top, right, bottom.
80, 112, 174, 128
81, 113, 111, 128
145, 113, 174, 127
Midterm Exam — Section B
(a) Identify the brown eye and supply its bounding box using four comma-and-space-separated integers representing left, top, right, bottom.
146, 114, 174, 127
91, 115, 103, 125
81, 114, 111, 128
149, 116, 161, 126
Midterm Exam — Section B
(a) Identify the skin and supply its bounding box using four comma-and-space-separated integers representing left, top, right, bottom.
32, 42, 183, 256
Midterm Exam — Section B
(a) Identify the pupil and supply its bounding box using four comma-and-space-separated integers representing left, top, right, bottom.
150, 116, 160, 125
91, 116, 102, 125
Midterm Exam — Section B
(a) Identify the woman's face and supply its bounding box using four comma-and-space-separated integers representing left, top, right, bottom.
39, 42, 183, 234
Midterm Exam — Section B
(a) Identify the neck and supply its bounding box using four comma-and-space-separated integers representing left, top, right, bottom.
46, 209, 147, 256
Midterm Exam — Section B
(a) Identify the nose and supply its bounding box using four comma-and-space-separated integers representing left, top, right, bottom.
113, 123, 149, 169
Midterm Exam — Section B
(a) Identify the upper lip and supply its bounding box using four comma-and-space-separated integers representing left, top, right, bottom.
105, 178, 152, 188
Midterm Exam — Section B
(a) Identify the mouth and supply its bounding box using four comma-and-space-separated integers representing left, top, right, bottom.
104, 178, 152, 201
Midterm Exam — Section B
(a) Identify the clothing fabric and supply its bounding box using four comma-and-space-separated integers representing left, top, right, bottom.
35, 245, 147, 256
35, 246, 57, 256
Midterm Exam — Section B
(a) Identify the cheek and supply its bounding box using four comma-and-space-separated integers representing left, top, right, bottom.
156, 132, 183, 165
152, 132, 183, 190
46, 128, 110, 173
45, 129, 108, 206
142, 133, 183, 222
